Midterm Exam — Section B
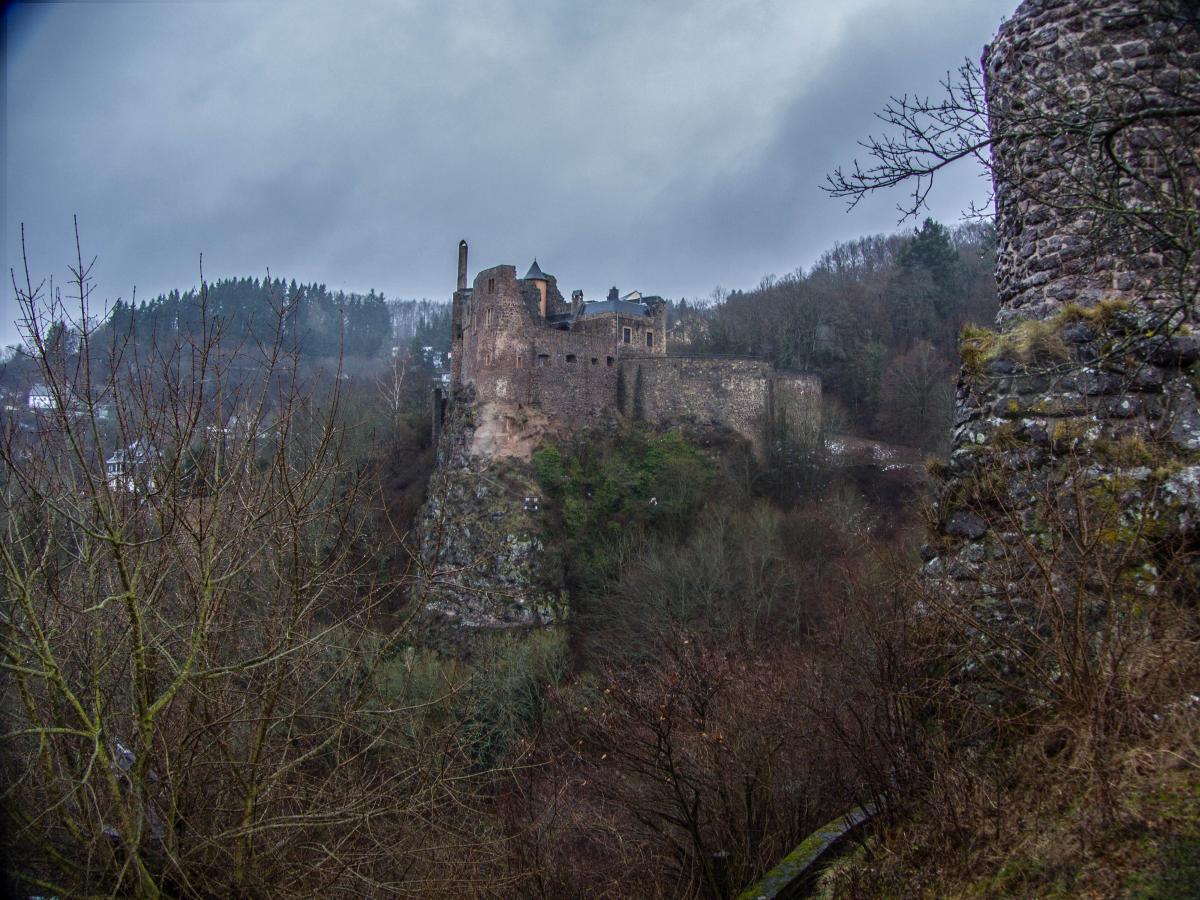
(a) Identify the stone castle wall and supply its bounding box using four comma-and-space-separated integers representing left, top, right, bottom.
773, 371, 824, 447
985, 0, 1200, 322
456, 265, 658, 444
617, 356, 821, 459
529, 324, 622, 427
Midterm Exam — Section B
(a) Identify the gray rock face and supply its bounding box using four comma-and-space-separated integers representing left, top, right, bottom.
944, 511, 988, 540
416, 401, 566, 629
1164, 466, 1200, 533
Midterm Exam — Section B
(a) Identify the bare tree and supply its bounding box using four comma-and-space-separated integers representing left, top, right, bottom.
378, 347, 414, 418
824, 59, 993, 222
0, 225, 501, 896
824, 11, 1199, 319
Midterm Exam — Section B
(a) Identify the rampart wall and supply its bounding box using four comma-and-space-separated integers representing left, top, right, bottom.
773, 371, 824, 447
449, 257, 821, 461
617, 356, 821, 458
529, 326, 621, 427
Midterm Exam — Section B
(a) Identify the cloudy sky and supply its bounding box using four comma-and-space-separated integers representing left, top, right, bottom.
3, 0, 1012, 348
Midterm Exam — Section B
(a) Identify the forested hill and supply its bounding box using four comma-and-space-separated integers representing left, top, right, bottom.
107, 278, 393, 359
390, 298, 452, 351
11, 223, 983, 448
671, 219, 997, 450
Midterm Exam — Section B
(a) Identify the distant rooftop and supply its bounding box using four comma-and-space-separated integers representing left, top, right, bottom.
524, 260, 548, 281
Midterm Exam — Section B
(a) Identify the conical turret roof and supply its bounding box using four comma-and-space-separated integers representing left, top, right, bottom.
524, 259, 548, 281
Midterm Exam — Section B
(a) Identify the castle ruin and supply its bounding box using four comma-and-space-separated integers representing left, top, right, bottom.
419, 243, 821, 627
436, 241, 820, 462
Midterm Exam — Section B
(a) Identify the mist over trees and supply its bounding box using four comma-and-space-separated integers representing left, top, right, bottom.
389, 299, 452, 352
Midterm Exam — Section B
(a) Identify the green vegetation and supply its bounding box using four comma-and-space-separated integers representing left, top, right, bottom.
375, 629, 571, 770
533, 424, 715, 589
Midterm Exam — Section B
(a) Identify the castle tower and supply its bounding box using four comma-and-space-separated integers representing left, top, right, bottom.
450, 239, 471, 386
985, 0, 1199, 322
930, 1, 1200, 637
525, 259, 549, 317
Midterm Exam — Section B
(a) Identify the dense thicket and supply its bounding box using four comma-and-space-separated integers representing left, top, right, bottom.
2, 219, 989, 896
0, 255, 481, 896
454, 418, 926, 898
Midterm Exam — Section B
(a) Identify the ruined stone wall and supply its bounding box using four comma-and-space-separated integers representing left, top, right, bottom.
773, 372, 824, 448
455, 264, 680, 452
460, 265, 534, 407
451, 256, 819, 464
573, 310, 667, 355
617, 357, 820, 458
985, 0, 1200, 322
530, 326, 621, 428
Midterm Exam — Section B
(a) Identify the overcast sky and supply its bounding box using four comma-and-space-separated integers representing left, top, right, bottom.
3, 0, 1013, 348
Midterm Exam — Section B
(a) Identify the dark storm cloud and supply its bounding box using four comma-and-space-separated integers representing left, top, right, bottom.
2, 0, 1012, 347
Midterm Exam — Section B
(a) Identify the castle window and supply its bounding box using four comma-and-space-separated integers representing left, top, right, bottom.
485, 308, 493, 326
516, 355, 523, 369
606, 356, 614, 367
646, 331, 654, 348
488, 277, 496, 293
590, 357, 598, 365
565, 354, 576, 364
622, 327, 632, 344
537, 353, 550, 367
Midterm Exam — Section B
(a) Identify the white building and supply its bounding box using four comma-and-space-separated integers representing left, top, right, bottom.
106, 440, 161, 494
27, 384, 54, 410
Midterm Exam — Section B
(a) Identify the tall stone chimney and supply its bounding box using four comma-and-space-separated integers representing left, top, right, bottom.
457, 240, 468, 292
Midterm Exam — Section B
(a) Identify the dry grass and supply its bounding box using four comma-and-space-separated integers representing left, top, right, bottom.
812, 444, 1200, 898
824, 708, 1199, 899
961, 318, 1071, 374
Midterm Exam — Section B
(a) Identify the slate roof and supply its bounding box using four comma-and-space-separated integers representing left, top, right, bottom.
578, 298, 651, 318
524, 259, 548, 281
